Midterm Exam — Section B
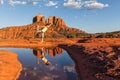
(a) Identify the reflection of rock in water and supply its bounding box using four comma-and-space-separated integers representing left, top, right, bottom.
33, 47, 64, 57
33, 47, 64, 65
47, 47, 64, 57
33, 49, 43, 58
33, 48, 50, 65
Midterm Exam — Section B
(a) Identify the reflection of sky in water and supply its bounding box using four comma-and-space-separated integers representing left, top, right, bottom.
0, 48, 78, 80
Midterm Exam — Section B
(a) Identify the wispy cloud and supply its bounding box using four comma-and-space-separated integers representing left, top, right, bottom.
63, 0, 82, 8
45, 1, 58, 7
8, 0, 27, 6
63, 0, 109, 10
0, 0, 4, 4
0, 0, 109, 10
8, 0, 38, 6
27, 0, 38, 5
84, 1, 109, 9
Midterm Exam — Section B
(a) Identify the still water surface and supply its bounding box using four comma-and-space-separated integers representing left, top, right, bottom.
0, 47, 78, 80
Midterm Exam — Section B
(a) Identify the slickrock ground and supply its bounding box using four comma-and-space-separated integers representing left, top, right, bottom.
0, 50, 22, 80
0, 38, 120, 80
0, 38, 74, 48
59, 38, 120, 80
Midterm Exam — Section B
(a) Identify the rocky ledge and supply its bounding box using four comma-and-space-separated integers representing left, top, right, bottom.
0, 50, 22, 80
59, 38, 120, 80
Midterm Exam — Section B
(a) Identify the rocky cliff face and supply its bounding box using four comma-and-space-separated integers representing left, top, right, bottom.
0, 24, 37, 39
33, 14, 66, 27
48, 16, 56, 25
0, 14, 87, 39
33, 14, 46, 25
48, 16, 66, 27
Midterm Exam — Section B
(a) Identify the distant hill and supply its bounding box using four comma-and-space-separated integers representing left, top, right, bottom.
91, 31, 120, 38
0, 14, 88, 39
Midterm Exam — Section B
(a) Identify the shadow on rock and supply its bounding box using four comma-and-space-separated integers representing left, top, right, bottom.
58, 44, 120, 80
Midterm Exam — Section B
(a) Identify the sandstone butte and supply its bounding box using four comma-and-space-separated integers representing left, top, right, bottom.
33, 14, 66, 27
0, 14, 87, 39
0, 14, 120, 80
0, 50, 22, 80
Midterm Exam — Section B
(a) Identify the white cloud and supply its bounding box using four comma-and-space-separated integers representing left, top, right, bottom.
45, 1, 58, 7
63, 0, 82, 8
85, 1, 109, 9
0, 0, 109, 10
0, 0, 4, 4
63, 0, 109, 10
8, 0, 38, 6
8, 0, 26, 6
27, 0, 38, 5
40, 73, 59, 80
64, 65, 75, 73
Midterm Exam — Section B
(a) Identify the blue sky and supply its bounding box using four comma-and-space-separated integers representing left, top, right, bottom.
0, 0, 120, 33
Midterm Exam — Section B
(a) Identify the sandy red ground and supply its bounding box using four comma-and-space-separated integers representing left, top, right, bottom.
0, 38, 120, 80
0, 50, 22, 80
60, 38, 120, 80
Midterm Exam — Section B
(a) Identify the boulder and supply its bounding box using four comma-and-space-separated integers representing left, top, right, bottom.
33, 14, 46, 25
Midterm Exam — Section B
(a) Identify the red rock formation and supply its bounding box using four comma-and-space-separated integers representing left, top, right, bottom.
33, 14, 66, 27
33, 14, 46, 25
56, 18, 66, 27
0, 14, 87, 39
48, 16, 66, 27
48, 16, 56, 24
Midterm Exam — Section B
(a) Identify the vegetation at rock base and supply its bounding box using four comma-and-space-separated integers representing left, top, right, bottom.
91, 31, 120, 38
